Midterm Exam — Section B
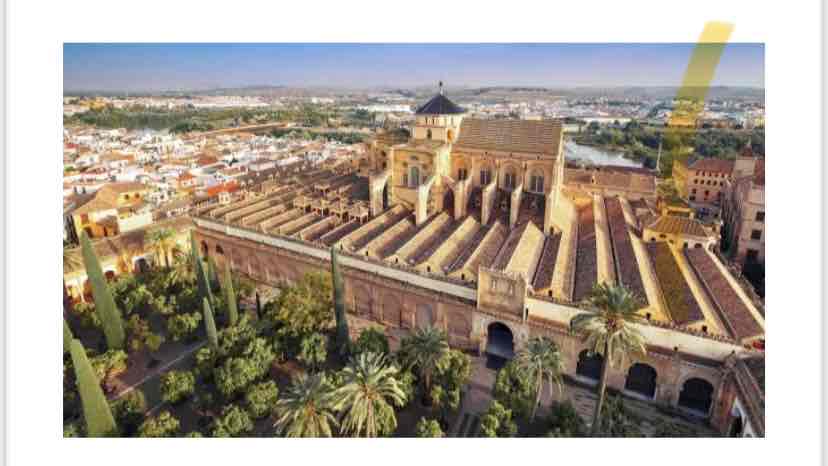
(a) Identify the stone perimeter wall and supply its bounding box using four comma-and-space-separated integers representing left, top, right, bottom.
193, 218, 752, 423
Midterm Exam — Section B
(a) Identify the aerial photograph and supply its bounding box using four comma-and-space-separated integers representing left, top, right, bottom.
61, 42, 765, 438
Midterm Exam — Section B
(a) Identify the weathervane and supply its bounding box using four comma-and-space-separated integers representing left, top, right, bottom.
439, 81, 444, 95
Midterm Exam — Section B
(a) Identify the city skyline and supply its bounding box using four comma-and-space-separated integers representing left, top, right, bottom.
64, 43, 765, 93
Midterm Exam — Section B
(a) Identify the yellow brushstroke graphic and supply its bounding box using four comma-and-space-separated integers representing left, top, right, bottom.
669, 21, 734, 129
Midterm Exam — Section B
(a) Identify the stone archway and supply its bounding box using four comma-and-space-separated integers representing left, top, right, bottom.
486, 322, 514, 360
134, 258, 150, 274
576, 349, 603, 382
677, 377, 715, 415
624, 363, 658, 399
415, 304, 434, 329
382, 295, 403, 328
353, 285, 373, 318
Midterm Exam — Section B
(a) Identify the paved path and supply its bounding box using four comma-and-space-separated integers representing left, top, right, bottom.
108, 340, 206, 405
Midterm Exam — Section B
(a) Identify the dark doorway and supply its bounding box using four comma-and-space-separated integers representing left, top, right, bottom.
624, 363, 658, 398
729, 414, 744, 437
134, 258, 150, 274
486, 322, 514, 362
382, 184, 389, 210
576, 350, 603, 382
443, 188, 454, 214
104, 270, 116, 282
677, 378, 714, 415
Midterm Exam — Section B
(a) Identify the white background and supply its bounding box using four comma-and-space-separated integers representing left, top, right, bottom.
4, 0, 824, 465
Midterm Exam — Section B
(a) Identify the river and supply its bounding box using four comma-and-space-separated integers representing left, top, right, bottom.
564, 140, 643, 168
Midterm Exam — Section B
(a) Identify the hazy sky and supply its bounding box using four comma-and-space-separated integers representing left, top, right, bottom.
64, 43, 764, 92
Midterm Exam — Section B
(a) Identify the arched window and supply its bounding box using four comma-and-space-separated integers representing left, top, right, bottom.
504, 170, 517, 190
576, 350, 603, 382
529, 171, 545, 193
216, 245, 224, 255
409, 166, 420, 188
457, 168, 468, 181
200, 240, 209, 258
678, 378, 714, 415
426, 129, 432, 140
625, 363, 658, 398
480, 169, 492, 186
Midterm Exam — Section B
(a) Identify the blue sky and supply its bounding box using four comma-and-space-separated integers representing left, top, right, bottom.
64, 43, 764, 92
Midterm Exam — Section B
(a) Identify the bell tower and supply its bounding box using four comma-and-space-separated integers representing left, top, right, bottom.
412, 82, 466, 143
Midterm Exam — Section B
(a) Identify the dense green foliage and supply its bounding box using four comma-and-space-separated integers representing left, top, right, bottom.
160, 370, 196, 404
479, 400, 517, 438
215, 338, 277, 398
430, 349, 472, 420
266, 271, 333, 340
126, 314, 165, 353
573, 121, 764, 171
111, 390, 147, 435
89, 349, 128, 381
166, 312, 203, 342
298, 332, 328, 372
352, 327, 390, 356
212, 404, 254, 437
138, 410, 180, 438
245, 381, 280, 419
544, 401, 587, 437
492, 361, 536, 420
415, 417, 444, 438
80, 232, 125, 349
70, 339, 118, 436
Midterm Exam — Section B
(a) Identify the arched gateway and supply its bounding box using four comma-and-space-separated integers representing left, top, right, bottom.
677, 378, 715, 415
485, 322, 514, 362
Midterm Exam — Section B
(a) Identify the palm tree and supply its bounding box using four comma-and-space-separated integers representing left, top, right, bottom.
146, 227, 176, 268
399, 325, 449, 403
273, 373, 337, 438
514, 336, 565, 423
332, 352, 407, 437
109, 239, 139, 274
571, 282, 646, 436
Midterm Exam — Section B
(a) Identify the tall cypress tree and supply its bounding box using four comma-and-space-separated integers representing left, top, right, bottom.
331, 246, 349, 355
80, 232, 125, 350
63, 318, 73, 353
70, 338, 118, 437
222, 261, 239, 327
203, 297, 218, 350
190, 233, 213, 304
207, 255, 220, 290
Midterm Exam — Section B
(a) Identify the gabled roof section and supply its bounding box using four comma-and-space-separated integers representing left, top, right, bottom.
454, 118, 563, 156
414, 94, 465, 115
645, 215, 709, 238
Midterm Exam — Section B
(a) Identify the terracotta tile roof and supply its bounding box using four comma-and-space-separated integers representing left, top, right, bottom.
455, 118, 563, 156
689, 158, 734, 174
73, 182, 147, 216
646, 215, 708, 238
685, 248, 764, 341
